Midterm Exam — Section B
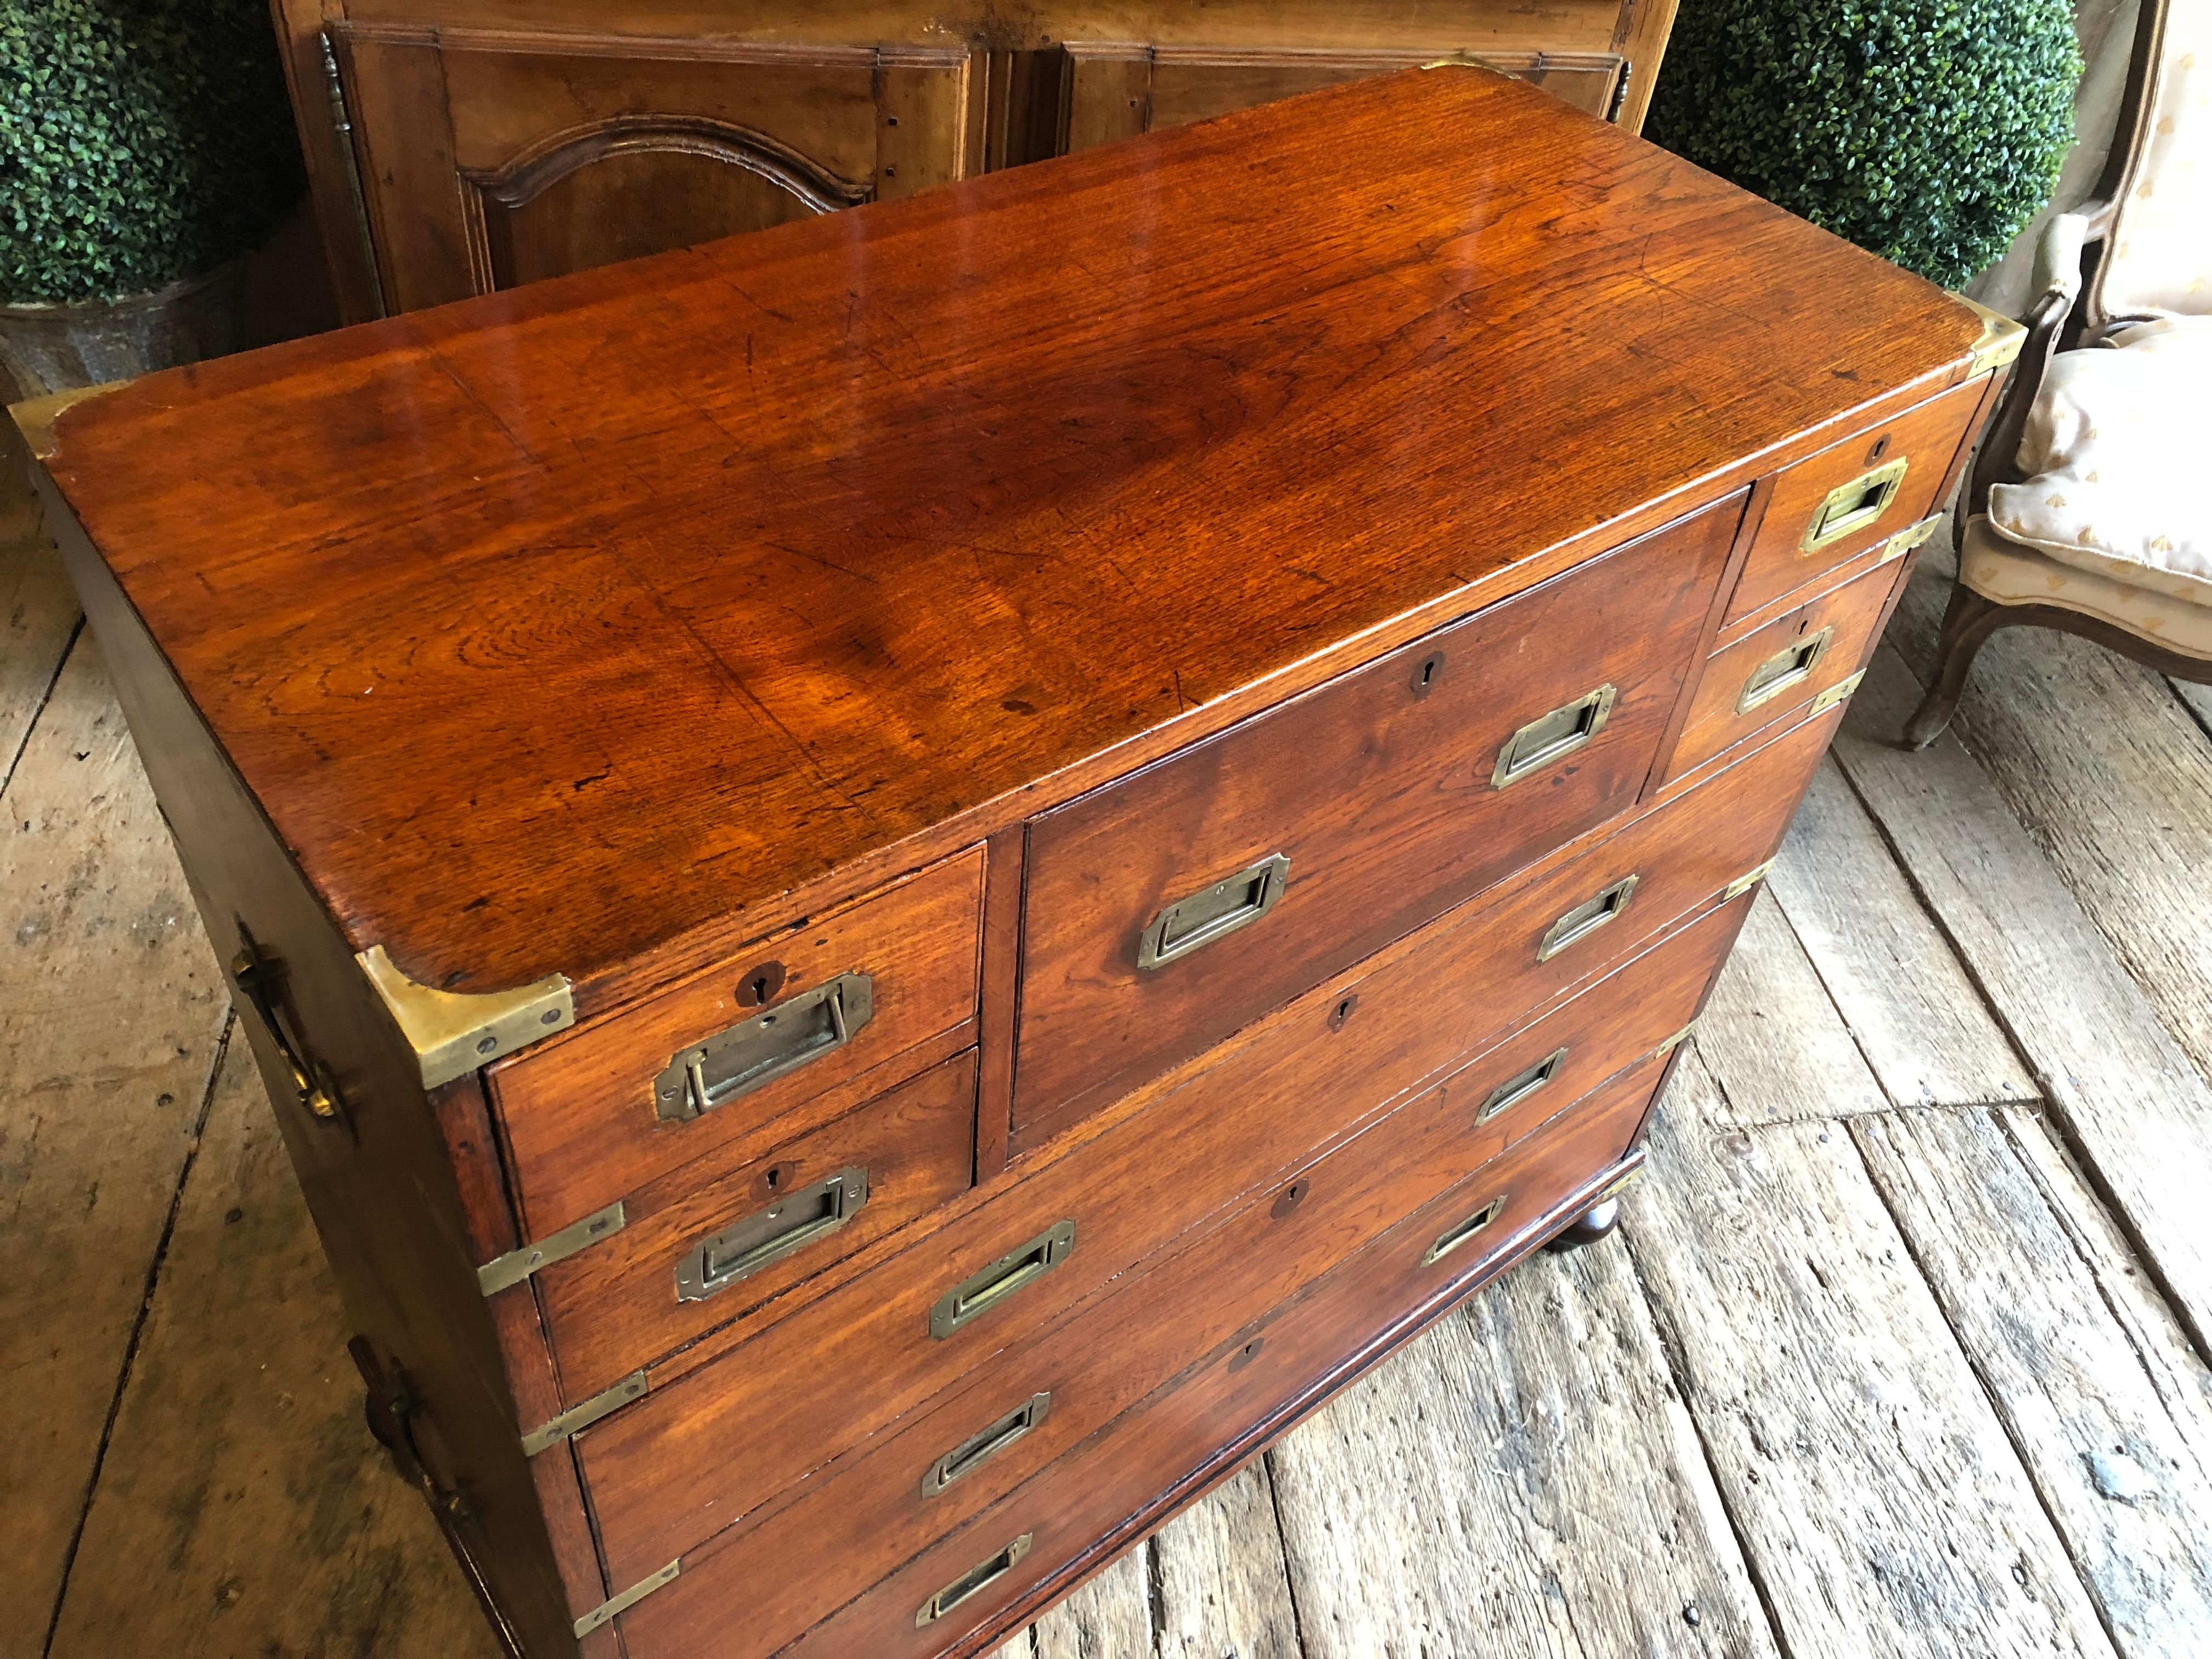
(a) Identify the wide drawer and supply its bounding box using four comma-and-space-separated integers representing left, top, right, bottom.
566, 709, 1828, 1571
582, 895, 1742, 1608
1010, 491, 1740, 1143
1724, 375, 1983, 629
727, 1058, 1667, 1658
489, 847, 985, 1242
1667, 557, 1903, 786
532, 1051, 977, 1408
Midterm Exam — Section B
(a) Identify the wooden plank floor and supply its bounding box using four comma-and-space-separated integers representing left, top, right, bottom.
10, 443, 2212, 1659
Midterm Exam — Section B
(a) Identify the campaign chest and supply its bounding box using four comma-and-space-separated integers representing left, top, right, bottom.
20, 65, 2015, 1659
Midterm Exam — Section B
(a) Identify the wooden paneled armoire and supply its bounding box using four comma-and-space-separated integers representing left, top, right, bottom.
267, 0, 1684, 320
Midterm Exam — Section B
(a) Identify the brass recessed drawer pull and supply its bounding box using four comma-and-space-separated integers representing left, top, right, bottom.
229, 936, 345, 1125
1477, 1048, 1567, 1124
1737, 626, 1834, 714
922, 1392, 1052, 1497
1137, 853, 1291, 970
1425, 1195, 1506, 1265
930, 1220, 1076, 1339
675, 1168, 868, 1302
653, 971, 874, 1124
1492, 684, 1617, 788
915, 1533, 1033, 1628
1538, 873, 1638, 961
1801, 456, 1909, 553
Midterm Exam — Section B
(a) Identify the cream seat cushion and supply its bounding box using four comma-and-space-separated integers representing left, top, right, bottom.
1960, 514, 2212, 657
1986, 315, 2212, 605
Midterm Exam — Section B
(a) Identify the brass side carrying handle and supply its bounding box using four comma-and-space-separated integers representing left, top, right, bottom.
921, 1392, 1052, 1497
654, 971, 874, 1124
674, 1167, 867, 1302
1801, 456, 1910, 554
1538, 874, 1638, 962
915, 1533, 1033, 1628
1137, 853, 1291, 970
1493, 684, 1617, 789
930, 1221, 1076, 1339
1477, 1048, 1567, 1124
229, 939, 343, 1124
1737, 626, 1834, 715
1425, 1195, 1506, 1265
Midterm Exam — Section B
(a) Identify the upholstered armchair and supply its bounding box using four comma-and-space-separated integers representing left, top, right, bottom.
1905, 0, 2209, 748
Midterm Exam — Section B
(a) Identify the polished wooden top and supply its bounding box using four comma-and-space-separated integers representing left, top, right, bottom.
32, 65, 1980, 1004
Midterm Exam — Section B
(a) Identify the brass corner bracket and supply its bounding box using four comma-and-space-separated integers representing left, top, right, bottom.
1949, 293, 2028, 378
356, 945, 576, 1089
9, 381, 127, 461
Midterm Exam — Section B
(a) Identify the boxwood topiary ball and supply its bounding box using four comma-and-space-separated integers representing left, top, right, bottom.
1647, 0, 2081, 289
1, 0, 306, 304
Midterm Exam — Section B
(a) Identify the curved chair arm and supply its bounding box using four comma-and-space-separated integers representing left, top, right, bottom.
1963, 212, 2092, 520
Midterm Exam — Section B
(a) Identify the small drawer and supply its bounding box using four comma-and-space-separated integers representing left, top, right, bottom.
1012, 491, 1740, 1143
1724, 376, 1983, 629
490, 847, 984, 1243
580, 900, 1737, 1630
693, 1058, 1665, 1659
1666, 557, 1902, 786
528, 1051, 977, 1408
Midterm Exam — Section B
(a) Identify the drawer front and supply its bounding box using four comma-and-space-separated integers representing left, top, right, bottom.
535, 1051, 977, 1407
713, 1063, 1664, 1659
571, 711, 1826, 1573
1724, 376, 1983, 628
1012, 493, 1740, 1142
1667, 558, 1902, 786
583, 897, 1742, 1605
491, 847, 984, 1240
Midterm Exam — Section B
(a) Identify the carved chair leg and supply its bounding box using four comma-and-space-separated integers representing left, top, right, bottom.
1902, 583, 2009, 750
1544, 1195, 1621, 1254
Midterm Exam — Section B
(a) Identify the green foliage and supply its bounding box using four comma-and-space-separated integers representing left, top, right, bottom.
1, 0, 304, 303
1647, 0, 2081, 289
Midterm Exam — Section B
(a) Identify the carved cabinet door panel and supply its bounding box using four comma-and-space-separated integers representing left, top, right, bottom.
1057, 44, 1627, 154
332, 27, 977, 312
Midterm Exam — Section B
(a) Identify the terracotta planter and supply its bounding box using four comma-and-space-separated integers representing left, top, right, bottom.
0, 259, 245, 397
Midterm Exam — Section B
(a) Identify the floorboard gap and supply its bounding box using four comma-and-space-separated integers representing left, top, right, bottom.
0, 616, 83, 804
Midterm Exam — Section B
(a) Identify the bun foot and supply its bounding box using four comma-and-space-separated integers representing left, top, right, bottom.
1545, 1197, 1621, 1254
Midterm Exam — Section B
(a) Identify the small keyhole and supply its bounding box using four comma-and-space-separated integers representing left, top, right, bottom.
1229, 1336, 1265, 1373
1271, 1179, 1310, 1220
753, 1161, 797, 1201
1329, 994, 1360, 1032
886, 114, 899, 126
1410, 653, 1445, 700
1866, 435, 1891, 465
735, 961, 787, 1008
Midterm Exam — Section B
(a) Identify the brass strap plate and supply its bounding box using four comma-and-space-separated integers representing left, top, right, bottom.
521, 1370, 648, 1457
1493, 684, 1618, 788
1809, 669, 1867, 717
930, 1221, 1076, 1340
675, 1168, 867, 1302
573, 1560, 681, 1639
1137, 853, 1291, 971
1721, 859, 1776, 904
477, 1199, 627, 1297
915, 1533, 1034, 1628
1880, 514, 1943, 563
653, 971, 874, 1123
1654, 1021, 1699, 1060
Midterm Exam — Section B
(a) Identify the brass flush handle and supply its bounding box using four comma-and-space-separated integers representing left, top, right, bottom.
1738, 627, 1834, 715
653, 972, 874, 1123
1538, 874, 1638, 961
1425, 1195, 1507, 1265
930, 1221, 1076, 1339
921, 1393, 1052, 1498
1136, 853, 1291, 970
915, 1533, 1034, 1628
1801, 457, 1909, 554
1477, 1048, 1568, 1124
229, 936, 344, 1125
674, 1168, 868, 1302
1493, 685, 1618, 788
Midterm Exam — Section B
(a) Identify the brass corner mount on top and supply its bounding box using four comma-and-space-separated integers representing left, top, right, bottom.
1949, 292, 2028, 378
357, 945, 576, 1089
8, 381, 127, 461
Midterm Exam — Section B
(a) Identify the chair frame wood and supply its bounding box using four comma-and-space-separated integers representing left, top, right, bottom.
1905, 0, 2212, 750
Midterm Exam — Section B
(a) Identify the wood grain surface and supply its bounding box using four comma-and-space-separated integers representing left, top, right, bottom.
31, 64, 1979, 1008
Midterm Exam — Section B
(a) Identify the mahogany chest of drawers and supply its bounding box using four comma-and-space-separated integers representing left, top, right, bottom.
20, 65, 2016, 1659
